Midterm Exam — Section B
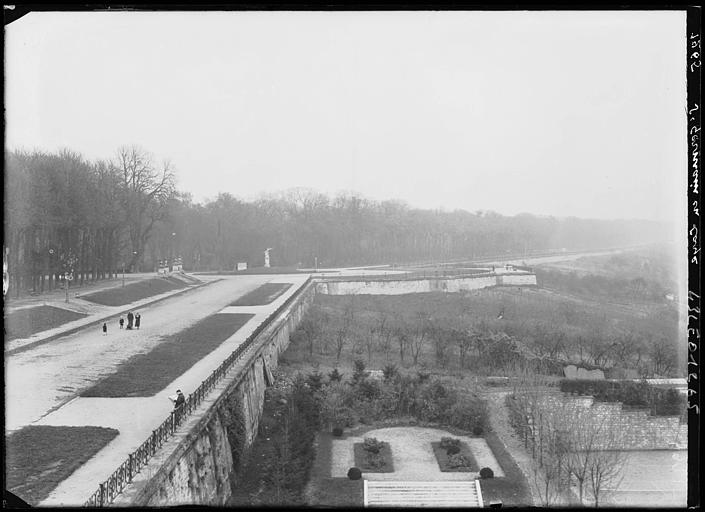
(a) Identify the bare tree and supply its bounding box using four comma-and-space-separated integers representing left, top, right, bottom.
114, 146, 176, 271
373, 308, 394, 362
334, 296, 355, 363
409, 311, 430, 366
586, 447, 627, 507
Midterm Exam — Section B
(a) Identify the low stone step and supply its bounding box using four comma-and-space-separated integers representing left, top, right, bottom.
364, 480, 483, 508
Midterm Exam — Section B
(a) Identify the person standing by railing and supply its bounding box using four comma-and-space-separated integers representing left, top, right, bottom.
172, 389, 185, 423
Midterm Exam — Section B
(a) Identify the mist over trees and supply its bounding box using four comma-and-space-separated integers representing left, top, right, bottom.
4, 148, 672, 293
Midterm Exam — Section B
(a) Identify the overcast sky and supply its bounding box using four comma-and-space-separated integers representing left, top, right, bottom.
5, 10, 687, 222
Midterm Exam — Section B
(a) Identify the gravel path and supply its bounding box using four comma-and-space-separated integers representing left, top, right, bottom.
484, 391, 541, 506
330, 426, 504, 481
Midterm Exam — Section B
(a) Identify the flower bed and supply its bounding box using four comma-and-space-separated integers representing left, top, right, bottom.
353, 438, 394, 473
431, 438, 479, 472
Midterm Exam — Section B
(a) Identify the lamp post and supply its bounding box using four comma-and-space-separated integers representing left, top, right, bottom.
315, 256, 318, 272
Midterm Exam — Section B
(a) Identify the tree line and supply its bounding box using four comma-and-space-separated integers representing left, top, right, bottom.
4, 147, 671, 295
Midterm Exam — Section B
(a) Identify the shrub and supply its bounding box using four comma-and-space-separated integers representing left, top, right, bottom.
328, 368, 343, 382
440, 437, 461, 450
558, 379, 686, 416
347, 467, 362, 480
447, 453, 472, 469
356, 379, 383, 401
382, 364, 399, 383
446, 396, 489, 433
446, 445, 461, 456
366, 452, 386, 470
363, 437, 384, 454
472, 425, 484, 436
352, 359, 368, 384
305, 371, 324, 392
332, 427, 343, 437
480, 467, 494, 479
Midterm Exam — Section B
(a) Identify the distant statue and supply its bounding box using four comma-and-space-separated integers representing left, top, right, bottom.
264, 248, 272, 268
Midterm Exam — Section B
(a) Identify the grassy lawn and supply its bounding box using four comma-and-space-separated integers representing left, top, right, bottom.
229, 283, 293, 306
4, 306, 87, 340
79, 277, 187, 306
81, 313, 253, 397
480, 431, 532, 507
353, 442, 394, 472
306, 431, 364, 507
431, 441, 479, 472
5, 425, 119, 506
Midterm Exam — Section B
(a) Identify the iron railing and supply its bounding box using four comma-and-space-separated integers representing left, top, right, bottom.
84, 277, 313, 507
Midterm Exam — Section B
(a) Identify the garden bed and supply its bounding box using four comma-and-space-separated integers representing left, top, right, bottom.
431, 440, 479, 472
4, 306, 87, 340
80, 277, 187, 306
5, 425, 119, 506
229, 283, 293, 306
81, 312, 253, 396
305, 432, 364, 507
353, 441, 395, 473
479, 431, 532, 507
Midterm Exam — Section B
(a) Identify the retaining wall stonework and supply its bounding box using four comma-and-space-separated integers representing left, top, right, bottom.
316, 273, 536, 296
536, 393, 687, 450
120, 281, 316, 507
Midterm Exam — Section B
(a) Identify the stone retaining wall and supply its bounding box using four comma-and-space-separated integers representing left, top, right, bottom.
317, 273, 536, 295
123, 280, 316, 506
535, 392, 687, 450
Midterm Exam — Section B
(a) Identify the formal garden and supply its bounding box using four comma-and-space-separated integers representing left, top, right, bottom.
228, 358, 532, 507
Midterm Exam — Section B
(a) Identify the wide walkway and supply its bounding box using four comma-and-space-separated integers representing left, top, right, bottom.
4, 273, 310, 506
5, 273, 211, 354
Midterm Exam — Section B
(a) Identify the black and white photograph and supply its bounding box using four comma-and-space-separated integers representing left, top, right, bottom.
3, 8, 698, 508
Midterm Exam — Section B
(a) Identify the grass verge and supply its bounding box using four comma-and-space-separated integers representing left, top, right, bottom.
5, 425, 119, 506
4, 306, 87, 340
306, 432, 364, 507
480, 431, 533, 507
353, 442, 395, 473
229, 283, 293, 306
79, 277, 187, 306
431, 441, 479, 472
81, 313, 253, 397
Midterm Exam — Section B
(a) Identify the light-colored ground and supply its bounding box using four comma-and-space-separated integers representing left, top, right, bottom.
5, 274, 215, 353
4, 274, 310, 506
585, 450, 687, 508
330, 426, 504, 481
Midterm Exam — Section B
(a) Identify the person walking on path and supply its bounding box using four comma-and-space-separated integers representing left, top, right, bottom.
119, 317, 124, 329
135, 313, 141, 329
102, 323, 107, 335
126, 311, 134, 330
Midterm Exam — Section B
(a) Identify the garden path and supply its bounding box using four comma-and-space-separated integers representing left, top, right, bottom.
330, 426, 504, 481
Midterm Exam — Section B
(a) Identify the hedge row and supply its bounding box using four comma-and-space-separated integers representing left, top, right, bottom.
559, 379, 685, 416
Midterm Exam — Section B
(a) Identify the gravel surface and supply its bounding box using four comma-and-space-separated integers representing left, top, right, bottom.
330, 426, 504, 481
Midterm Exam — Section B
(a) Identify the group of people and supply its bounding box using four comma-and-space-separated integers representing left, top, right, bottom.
101, 311, 142, 335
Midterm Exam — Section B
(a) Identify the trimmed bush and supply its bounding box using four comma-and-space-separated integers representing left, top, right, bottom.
559, 379, 686, 416
480, 467, 494, 479
440, 437, 461, 450
332, 427, 344, 437
448, 453, 472, 469
363, 437, 384, 454
446, 445, 461, 456
347, 467, 362, 480
472, 425, 484, 436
